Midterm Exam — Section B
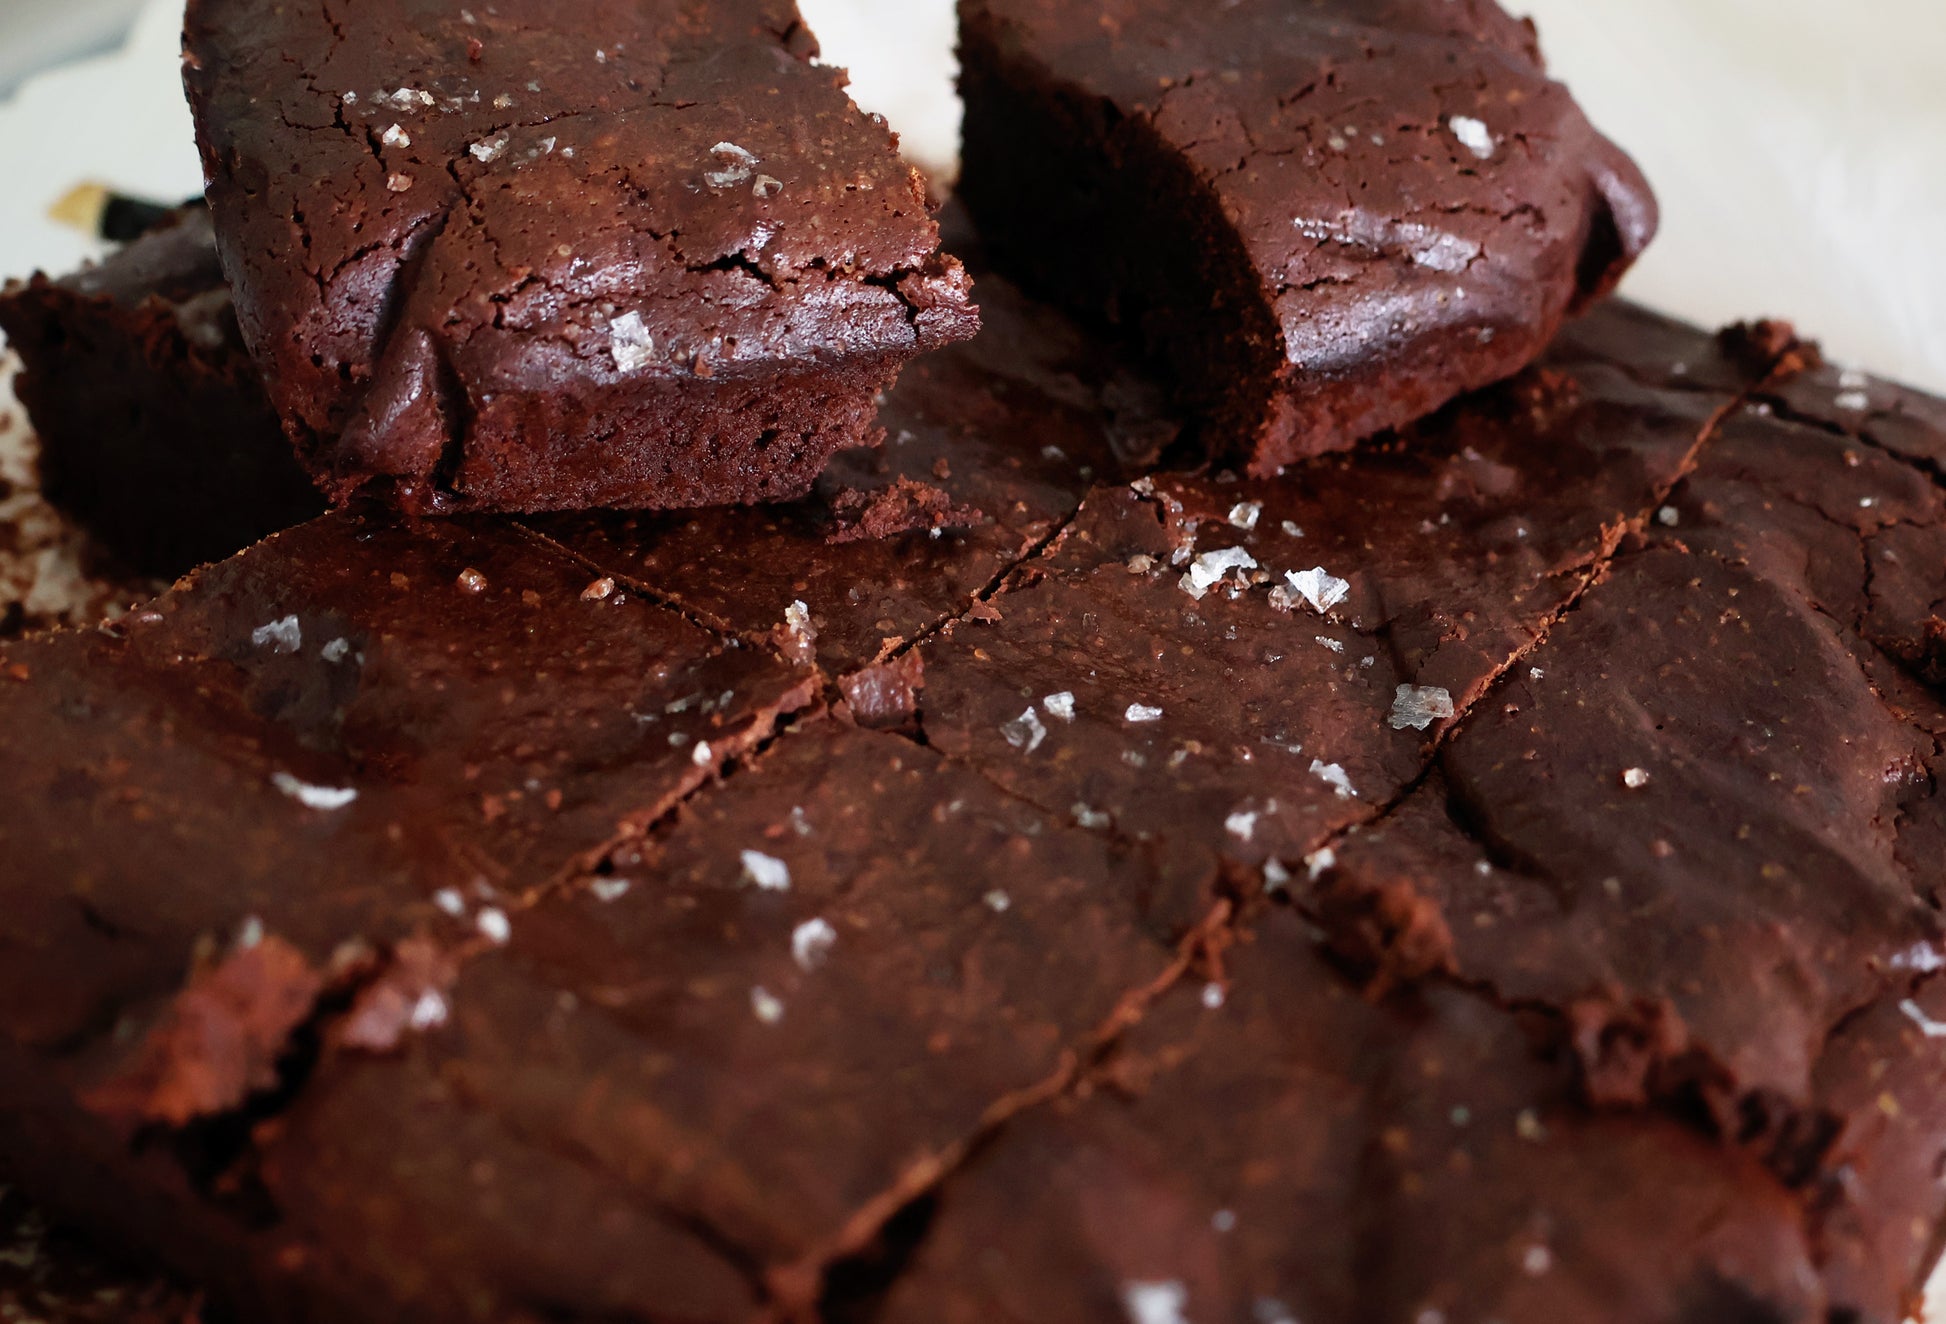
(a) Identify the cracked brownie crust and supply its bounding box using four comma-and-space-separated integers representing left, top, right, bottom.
182, 0, 978, 515
0, 277, 1943, 1323
957, 0, 1657, 474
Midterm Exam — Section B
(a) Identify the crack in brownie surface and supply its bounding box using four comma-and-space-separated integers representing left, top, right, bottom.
183, 0, 978, 514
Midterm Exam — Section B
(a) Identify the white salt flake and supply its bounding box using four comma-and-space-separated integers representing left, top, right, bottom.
741, 850, 792, 892
692, 740, 715, 768
1125, 703, 1165, 724
1522, 1245, 1553, 1277
1042, 691, 1077, 722
1316, 636, 1345, 654
1263, 858, 1292, 892
1622, 767, 1652, 790
1900, 1000, 1946, 1038
609, 311, 656, 373
271, 771, 357, 811
1253, 1300, 1298, 1324
384, 87, 434, 110
1285, 567, 1350, 614
1180, 546, 1258, 600
784, 600, 813, 637
1305, 847, 1337, 880
322, 637, 351, 663
1388, 685, 1455, 732
1212, 1209, 1238, 1234
1449, 115, 1495, 157
409, 990, 449, 1031
470, 135, 510, 163
1836, 390, 1871, 412
1281, 520, 1304, 538
752, 174, 784, 198
1124, 1280, 1190, 1324
1001, 707, 1048, 754
590, 878, 633, 903
1073, 803, 1113, 830
476, 908, 511, 945
252, 615, 302, 653
1310, 760, 1358, 799
1529, 667, 1545, 681
792, 918, 837, 971
1228, 501, 1263, 532
1889, 944, 1946, 973
434, 888, 467, 918
236, 916, 265, 950
1838, 368, 1871, 390
705, 141, 759, 188
1656, 506, 1681, 527
1202, 982, 1227, 1010
984, 889, 1012, 913
1225, 810, 1260, 842
751, 987, 785, 1024
381, 123, 411, 148
386, 172, 415, 193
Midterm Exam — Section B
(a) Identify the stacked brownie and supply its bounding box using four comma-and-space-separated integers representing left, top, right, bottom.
1, 0, 1944, 1321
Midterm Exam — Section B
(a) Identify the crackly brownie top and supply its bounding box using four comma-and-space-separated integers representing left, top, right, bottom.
183, 0, 973, 483
964, 0, 1656, 374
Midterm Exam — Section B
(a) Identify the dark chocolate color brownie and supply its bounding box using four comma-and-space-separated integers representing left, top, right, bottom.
958, 0, 1657, 474
0, 209, 322, 578
1, 284, 1944, 1324
182, 0, 978, 515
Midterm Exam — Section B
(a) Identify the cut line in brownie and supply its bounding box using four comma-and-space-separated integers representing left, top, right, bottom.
958, 0, 1657, 474
182, 0, 978, 515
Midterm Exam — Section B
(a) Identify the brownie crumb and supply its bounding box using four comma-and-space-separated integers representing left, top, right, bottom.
838, 652, 926, 731
827, 477, 989, 544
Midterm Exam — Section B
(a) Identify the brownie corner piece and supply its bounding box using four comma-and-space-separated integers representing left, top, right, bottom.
182, 0, 979, 516
956, 0, 1656, 474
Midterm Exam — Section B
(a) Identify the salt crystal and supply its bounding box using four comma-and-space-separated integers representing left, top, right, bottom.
1522, 1245, 1553, 1277
1042, 691, 1076, 722
741, 850, 792, 892
1529, 667, 1545, 681
784, 600, 814, 637
434, 888, 467, 918
692, 741, 715, 769
1516, 1109, 1548, 1141
236, 917, 265, 950
1202, 982, 1226, 1010
1838, 368, 1871, 390
984, 890, 1012, 913
751, 987, 785, 1024
270, 771, 357, 811
1228, 501, 1263, 531
1836, 390, 1871, 412
705, 141, 759, 189
581, 577, 616, 601
381, 123, 411, 148
470, 135, 510, 163
1212, 1209, 1238, 1234
1281, 520, 1304, 538
791, 918, 837, 971
1305, 847, 1337, 880
1448, 114, 1495, 157
1123, 1281, 1190, 1324
1899, 999, 1946, 1038
1310, 760, 1357, 799
1621, 767, 1652, 790
610, 311, 656, 373
752, 174, 783, 198
252, 615, 302, 653
1125, 703, 1165, 724
1001, 707, 1048, 754
1285, 567, 1350, 614
1316, 636, 1345, 654
1073, 804, 1113, 830
1180, 546, 1258, 600
1225, 810, 1259, 842
590, 878, 632, 903
386, 173, 415, 193
1388, 685, 1455, 732
1656, 506, 1680, 527
409, 990, 449, 1031
1253, 1299, 1297, 1324
476, 908, 511, 944
1263, 858, 1292, 892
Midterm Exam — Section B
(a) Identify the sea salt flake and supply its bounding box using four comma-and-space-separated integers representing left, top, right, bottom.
1838, 368, 1871, 390
1073, 803, 1113, 830
1263, 858, 1292, 892
1388, 685, 1455, 732
1316, 635, 1345, 654
1124, 1280, 1190, 1324
1212, 1209, 1238, 1234
1310, 760, 1358, 799
1202, 982, 1227, 1010
1449, 115, 1495, 157
751, 987, 785, 1024
984, 889, 1012, 913
752, 174, 784, 198
705, 141, 759, 188
434, 888, 467, 918
792, 918, 837, 971
236, 917, 265, 950
1180, 546, 1258, 600
1622, 767, 1652, 790
1899, 999, 1946, 1038
590, 878, 633, 903
1225, 810, 1259, 841
1522, 1245, 1553, 1277
252, 615, 302, 653
381, 123, 411, 147
1042, 691, 1076, 722
1228, 501, 1263, 531
1253, 1299, 1297, 1324
741, 850, 792, 892
470, 135, 510, 163
1305, 847, 1337, 880
1285, 567, 1350, 614
271, 771, 357, 811
1281, 520, 1304, 538
610, 311, 656, 373
692, 740, 715, 768
1656, 506, 1680, 527
476, 908, 511, 945
1125, 703, 1165, 724
386, 173, 415, 192
1836, 390, 1871, 412
1001, 707, 1048, 754
409, 990, 449, 1031
784, 600, 813, 637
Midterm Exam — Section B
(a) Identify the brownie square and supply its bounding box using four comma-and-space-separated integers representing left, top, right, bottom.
182, 0, 978, 514
958, 0, 1657, 473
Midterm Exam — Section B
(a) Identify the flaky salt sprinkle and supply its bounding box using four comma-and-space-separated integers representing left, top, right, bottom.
1285, 567, 1350, 615
434, 888, 467, 918
1228, 501, 1263, 532
271, 771, 357, 812
470, 135, 510, 163
1201, 982, 1226, 1010
1656, 506, 1681, 527
1225, 810, 1259, 842
1448, 114, 1495, 158
1305, 846, 1338, 880
692, 740, 715, 769
1073, 803, 1113, 830
1042, 691, 1076, 722
476, 908, 511, 945
1836, 390, 1871, 412
741, 850, 791, 892
1180, 546, 1258, 600
1899, 999, 1946, 1039
590, 877, 632, 903
1125, 703, 1165, 724
252, 615, 302, 654
792, 918, 837, 971
1001, 707, 1048, 754
1310, 760, 1358, 799
381, 123, 411, 148
1621, 767, 1652, 790
751, 987, 785, 1024
705, 141, 759, 189
610, 311, 656, 373
784, 600, 814, 637
984, 889, 1012, 913
1123, 1281, 1190, 1324
1388, 685, 1455, 732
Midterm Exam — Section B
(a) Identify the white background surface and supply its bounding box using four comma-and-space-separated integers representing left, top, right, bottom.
0, 0, 1941, 392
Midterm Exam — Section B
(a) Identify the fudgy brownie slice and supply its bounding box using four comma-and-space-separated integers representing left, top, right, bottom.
182, 0, 978, 515
958, 0, 1657, 473
0, 209, 321, 578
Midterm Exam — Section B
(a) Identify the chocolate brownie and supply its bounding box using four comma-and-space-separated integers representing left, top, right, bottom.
0, 209, 320, 578
957, 0, 1657, 473
182, 0, 978, 515
1, 284, 1944, 1324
